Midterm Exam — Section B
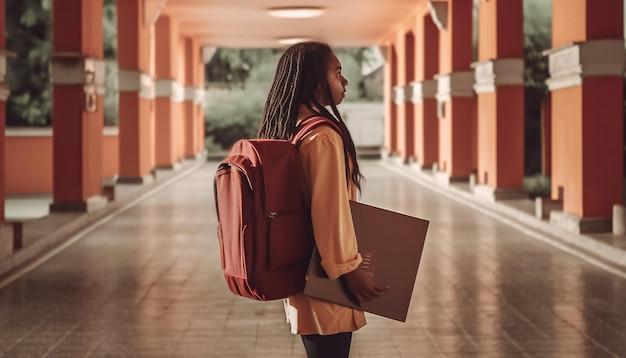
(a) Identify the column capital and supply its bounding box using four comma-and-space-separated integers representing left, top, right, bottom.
409, 80, 437, 103
119, 69, 155, 99
472, 58, 524, 94
436, 71, 474, 102
155, 79, 185, 102
50, 54, 106, 95
184, 86, 206, 107
544, 39, 626, 91
393, 85, 409, 105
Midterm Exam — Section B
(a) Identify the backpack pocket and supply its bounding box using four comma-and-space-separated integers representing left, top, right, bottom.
267, 209, 311, 269
217, 223, 248, 278
214, 162, 254, 278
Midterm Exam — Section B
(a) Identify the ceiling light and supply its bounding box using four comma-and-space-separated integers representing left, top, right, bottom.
276, 37, 313, 45
268, 7, 324, 18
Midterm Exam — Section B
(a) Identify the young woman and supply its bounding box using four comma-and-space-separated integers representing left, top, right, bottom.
258, 42, 388, 358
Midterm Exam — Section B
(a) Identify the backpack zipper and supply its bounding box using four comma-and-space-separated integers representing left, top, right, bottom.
218, 162, 253, 191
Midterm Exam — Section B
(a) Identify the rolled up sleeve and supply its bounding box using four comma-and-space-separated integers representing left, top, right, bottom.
299, 127, 362, 280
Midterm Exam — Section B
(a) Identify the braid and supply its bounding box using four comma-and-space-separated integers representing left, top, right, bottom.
258, 42, 364, 192
258, 50, 301, 139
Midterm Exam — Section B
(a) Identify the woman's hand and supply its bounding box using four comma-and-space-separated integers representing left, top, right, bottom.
342, 267, 389, 306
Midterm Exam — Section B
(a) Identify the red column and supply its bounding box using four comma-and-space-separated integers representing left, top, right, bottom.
183, 37, 200, 159
412, 10, 440, 170
117, 0, 155, 183
0, 0, 6, 221
383, 44, 398, 157
50, 0, 106, 212
433, 0, 476, 184
195, 61, 206, 155
546, 0, 624, 232
154, 15, 183, 169
473, 0, 525, 200
541, 97, 552, 177
393, 32, 408, 164
403, 31, 416, 163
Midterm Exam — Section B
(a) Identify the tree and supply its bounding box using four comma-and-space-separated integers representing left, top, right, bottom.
523, 0, 552, 175
6, 0, 52, 126
103, 0, 118, 126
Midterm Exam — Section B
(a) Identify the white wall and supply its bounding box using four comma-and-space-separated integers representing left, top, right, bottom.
338, 102, 384, 148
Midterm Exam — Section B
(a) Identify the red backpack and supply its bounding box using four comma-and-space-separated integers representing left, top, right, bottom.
214, 116, 341, 300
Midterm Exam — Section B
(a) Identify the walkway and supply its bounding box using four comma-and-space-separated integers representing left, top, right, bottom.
0, 160, 625, 357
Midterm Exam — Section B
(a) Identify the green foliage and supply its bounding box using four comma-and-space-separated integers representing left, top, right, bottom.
104, 60, 119, 126
103, 0, 117, 60
336, 49, 368, 102
206, 48, 282, 86
203, 46, 384, 150
523, 0, 552, 175
6, 0, 52, 126
204, 87, 267, 150
245, 53, 281, 84
524, 173, 551, 199
6, 0, 118, 127
103, 0, 119, 126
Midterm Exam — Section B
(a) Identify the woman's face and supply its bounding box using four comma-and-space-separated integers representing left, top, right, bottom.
319, 53, 348, 106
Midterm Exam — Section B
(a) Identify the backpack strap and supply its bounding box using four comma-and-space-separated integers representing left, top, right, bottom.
291, 116, 342, 148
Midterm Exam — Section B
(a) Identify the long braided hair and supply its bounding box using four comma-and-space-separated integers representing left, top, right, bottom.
257, 41, 363, 192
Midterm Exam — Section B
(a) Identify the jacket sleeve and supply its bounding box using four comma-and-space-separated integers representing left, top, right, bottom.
298, 127, 362, 280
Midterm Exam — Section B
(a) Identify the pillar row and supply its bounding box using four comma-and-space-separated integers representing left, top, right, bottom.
383, 45, 398, 157
117, 0, 155, 184
195, 66, 206, 155
118, 70, 155, 183
183, 37, 206, 158
432, 0, 477, 185
545, 0, 624, 233
0, 0, 11, 244
410, 80, 438, 169
154, 79, 184, 168
394, 30, 416, 164
0, 0, 7, 222
546, 39, 625, 232
392, 84, 409, 163
472, 0, 525, 201
435, 71, 475, 181
184, 86, 205, 158
412, 11, 440, 170
50, 0, 107, 212
154, 14, 184, 170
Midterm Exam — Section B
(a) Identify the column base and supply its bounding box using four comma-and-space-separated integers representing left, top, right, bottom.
409, 163, 433, 173
434, 171, 469, 187
381, 150, 401, 164
49, 195, 108, 213
117, 174, 155, 185
535, 197, 563, 219
102, 176, 118, 201
393, 156, 408, 166
185, 151, 204, 160
356, 147, 382, 159
549, 211, 612, 234
0, 224, 14, 260
156, 162, 182, 171
473, 184, 529, 202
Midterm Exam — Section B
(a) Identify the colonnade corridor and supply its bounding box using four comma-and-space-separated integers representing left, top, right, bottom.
0, 160, 625, 358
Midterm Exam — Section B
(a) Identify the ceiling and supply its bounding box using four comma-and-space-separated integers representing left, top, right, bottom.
162, 0, 424, 49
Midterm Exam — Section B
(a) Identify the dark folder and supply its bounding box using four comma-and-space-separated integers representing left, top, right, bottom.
303, 200, 429, 322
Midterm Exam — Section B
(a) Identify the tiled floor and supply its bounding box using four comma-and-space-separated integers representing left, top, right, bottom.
0, 160, 625, 357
